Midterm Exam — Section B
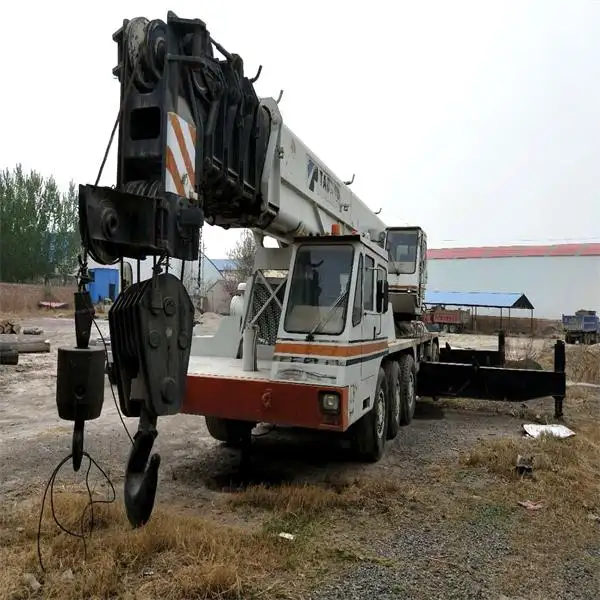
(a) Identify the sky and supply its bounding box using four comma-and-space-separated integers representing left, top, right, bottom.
2, 1, 600, 258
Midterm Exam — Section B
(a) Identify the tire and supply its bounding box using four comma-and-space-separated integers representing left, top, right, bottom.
205, 417, 253, 447
398, 354, 417, 426
352, 367, 388, 462
385, 361, 401, 440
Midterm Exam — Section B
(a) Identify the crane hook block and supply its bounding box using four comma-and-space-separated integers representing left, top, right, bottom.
55, 346, 106, 423
108, 273, 195, 419
56, 290, 106, 472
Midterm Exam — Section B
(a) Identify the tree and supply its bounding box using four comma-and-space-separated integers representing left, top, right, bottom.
224, 229, 256, 295
0, 164, 80, 283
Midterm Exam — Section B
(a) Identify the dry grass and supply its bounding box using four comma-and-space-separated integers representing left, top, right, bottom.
229, 478, 400, 517
457, 413, 600, 594
501, 335, 600, 384
540, 343, 600, 384
0, 283, 75, 316
0, 477, 409, 600
0, 491, 315, 600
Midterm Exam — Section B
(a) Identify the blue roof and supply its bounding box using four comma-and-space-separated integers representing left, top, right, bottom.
424, 291, 534, 310
209, 258, 237, 271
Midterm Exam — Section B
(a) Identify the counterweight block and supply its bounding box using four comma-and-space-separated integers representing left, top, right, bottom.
56, 346, 106, 422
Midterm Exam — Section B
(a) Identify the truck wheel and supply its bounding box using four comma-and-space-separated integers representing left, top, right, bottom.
352, 367, 388, 462
205, 417, 254, 447
398, 354, 417, 426
385, 361, 401, 440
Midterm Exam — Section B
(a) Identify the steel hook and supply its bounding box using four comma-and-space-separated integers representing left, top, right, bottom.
72, 420, 84, 472
124, 412, 161, 528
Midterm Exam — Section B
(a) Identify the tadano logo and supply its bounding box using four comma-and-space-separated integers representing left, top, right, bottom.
307, 155, 341, 205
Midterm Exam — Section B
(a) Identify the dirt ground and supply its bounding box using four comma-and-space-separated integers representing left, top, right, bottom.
0, 316, 598, 599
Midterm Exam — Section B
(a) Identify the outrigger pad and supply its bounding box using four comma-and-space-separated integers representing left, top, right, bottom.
108, 273, 195, 418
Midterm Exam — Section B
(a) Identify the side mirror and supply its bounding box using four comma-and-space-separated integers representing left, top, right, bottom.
376, 279, 389, 313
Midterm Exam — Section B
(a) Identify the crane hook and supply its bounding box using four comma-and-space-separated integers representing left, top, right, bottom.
124, 409, 161, 528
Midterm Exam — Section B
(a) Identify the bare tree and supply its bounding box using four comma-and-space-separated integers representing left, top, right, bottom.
225, 229, 256, 293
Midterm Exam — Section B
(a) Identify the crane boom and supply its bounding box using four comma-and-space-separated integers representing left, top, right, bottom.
207, 100, 387, 244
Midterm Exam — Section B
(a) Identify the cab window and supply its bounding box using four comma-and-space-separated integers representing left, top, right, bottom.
365, 255, 374, 311
352, 254, 363, 326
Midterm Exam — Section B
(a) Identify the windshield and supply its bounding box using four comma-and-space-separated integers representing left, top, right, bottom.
284, 244, 354, 335
386, 230, 418, 274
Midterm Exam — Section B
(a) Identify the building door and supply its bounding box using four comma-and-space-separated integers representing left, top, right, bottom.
108, 283, 117, 301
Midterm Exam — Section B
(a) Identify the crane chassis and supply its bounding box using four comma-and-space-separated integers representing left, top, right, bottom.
55, 11, 566, 529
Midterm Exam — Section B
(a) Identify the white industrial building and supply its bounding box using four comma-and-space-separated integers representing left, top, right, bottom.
426, 243, 600, 319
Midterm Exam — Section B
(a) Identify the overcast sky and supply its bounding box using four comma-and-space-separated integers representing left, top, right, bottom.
2, 1, 599, 258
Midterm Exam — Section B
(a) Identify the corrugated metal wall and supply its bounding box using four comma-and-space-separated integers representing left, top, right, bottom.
427, 255, 600, 319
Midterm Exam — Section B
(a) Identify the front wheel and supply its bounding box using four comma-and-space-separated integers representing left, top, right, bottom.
352, 367, 388, 462
205, 417, 254, 447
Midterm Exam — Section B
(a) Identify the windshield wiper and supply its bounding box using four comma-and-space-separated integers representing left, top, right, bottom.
305, 288, 349, 341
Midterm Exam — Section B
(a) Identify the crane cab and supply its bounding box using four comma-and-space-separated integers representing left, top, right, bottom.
271, 233, 393, 423
384, 226, 427, 319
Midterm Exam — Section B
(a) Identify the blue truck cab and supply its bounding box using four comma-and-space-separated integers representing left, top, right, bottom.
562, 309, 600, 344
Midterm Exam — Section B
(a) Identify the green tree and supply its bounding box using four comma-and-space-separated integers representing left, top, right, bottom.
0, 165, 80, 283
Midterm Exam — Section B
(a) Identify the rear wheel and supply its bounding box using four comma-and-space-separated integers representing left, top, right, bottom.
205, 417, 254, 447
386, 361, 401, 440
398, 354, 417, 426
352, 367, 388, 462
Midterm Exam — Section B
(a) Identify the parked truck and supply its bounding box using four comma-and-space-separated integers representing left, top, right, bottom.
562, 310, 600, 344
55, 11, 567, 529
422, 307, 471, 333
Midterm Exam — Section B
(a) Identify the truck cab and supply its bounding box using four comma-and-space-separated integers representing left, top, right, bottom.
272, 232, 393, 427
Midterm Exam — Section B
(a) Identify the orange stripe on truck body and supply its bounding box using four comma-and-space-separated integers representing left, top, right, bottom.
183, 374, 349, 431
274, 340, 388, 358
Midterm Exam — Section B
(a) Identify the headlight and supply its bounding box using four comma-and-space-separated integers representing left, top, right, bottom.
319, 392, 340, 414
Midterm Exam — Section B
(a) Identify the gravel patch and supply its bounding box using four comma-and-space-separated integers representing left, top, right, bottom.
1, 317, 597, 599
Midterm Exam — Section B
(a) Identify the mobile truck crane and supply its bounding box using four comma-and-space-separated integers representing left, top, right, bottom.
55, 11, 567, 529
